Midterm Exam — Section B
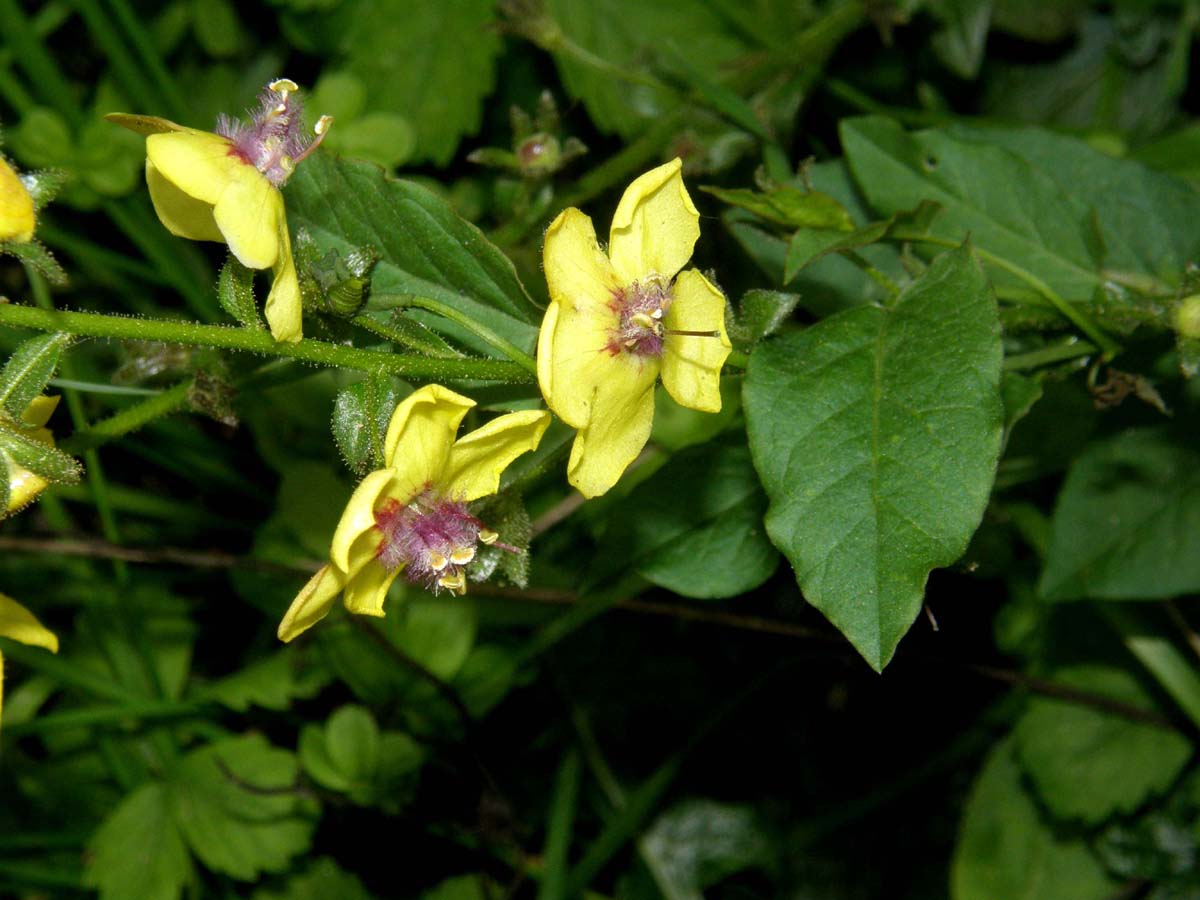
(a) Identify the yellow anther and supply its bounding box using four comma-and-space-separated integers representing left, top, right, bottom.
438, 572, 466, 594
428, 551, 449, 571
630, 312, 657, 330
269, 78, 299, 95
449, 547, 476, 566
314, 115, 333, 136
651, 308, 664, 319
479, 530, 499, 545
623, 339, 640, 349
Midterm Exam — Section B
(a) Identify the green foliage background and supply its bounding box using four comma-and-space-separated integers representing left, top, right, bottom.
2, 0, 1200, 897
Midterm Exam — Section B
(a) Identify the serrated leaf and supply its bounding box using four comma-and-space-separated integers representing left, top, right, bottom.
841, 116, 1102, 301
700, 184, 854, 230
168, 735, 317, 881
1039, 428, 1200, 601
0, 422, 81, 485
251, 858, 377, 900
951, 738, 1117, 900
0, 333, 69, 419
299, 724, 353, 792
217, 256, 263, 330
744, 246, 1002, 670
332, 376, 401, 474
388, 595, 476, 681
287, 153, 540, 355
1014, 665, 1191, 824
202, 647, 326, 712
595, 440, 779, 599
84, 783, 193, 900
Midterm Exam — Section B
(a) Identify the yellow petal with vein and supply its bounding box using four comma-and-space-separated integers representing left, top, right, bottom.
146, 129, 241, 205
329, 468, 393, 573
661, 269, 731, 412
265, 211, 302, 342
277, 564, 345, 642
566, 361, 658, 498
608, 159, 699, 285
539, 207, 621, 427
213, 169, 280, 269
0, 593, 58, 652
382, 385, 475, 498
0, 157, 34, 243
443, 410, 551, 502
146, 160, 224, 243
342, 561, 400, 618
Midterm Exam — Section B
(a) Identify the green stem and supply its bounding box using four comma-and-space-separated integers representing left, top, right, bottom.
60, 380, 193, 454
0, 304, 536, 383
1003, 339, 1097, 371
375, 294, 538, 375
350, 312, 465, 359
725, 349, 750, 369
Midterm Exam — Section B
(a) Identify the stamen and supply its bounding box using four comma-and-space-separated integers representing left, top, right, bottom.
292, 116, 334, 166
479, 530, 499, 545
428, 551, 449, 571
438, 572, 466, 594
664, 329, 721, 337
269, 78, 299, 96
630, 312, 659, 331
449, 547, 476, 565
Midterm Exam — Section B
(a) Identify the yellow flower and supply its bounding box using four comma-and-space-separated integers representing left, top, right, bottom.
0, 155, 35, 243
0, 592, 58, 723
5, 395, 60, 517
108, 79, 332, 343
278, 384, 550, 642
537, 158, 731, 498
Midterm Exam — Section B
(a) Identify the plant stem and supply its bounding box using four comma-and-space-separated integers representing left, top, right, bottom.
374, 293, 539, 375
1003, 339, 1097, 371
0, 304, 536, 383
60, 379, 193, 453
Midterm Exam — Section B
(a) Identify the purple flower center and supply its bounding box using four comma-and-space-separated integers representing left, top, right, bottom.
608, 277, 673, 357
373, 489, 501, 595
216, 79, 329, 187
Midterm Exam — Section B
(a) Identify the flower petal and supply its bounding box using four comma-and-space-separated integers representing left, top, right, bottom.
566, 360, 658, 498
264, 211, 302, 342
105, 113, 188, 137
329, 468, 394, 573
146, 159, 224, 243
661, 269, 732, 412
0, 593, 58, 652
442, 410, 552, 502
608, 158, 700, 285
277, 564, 345, 643
0, 157, 35, 243
382, 384, 475, 498
342, 561, 401, 618
146, 129, 241, 205
213, 169, 281, 269
539, 207, 622, 427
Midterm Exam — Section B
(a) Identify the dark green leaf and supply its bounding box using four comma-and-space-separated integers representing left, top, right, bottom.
841, 116, 1102, 301
734, 290, 801, 347
930, 0, 992, 79
700, 184, 854, 231
1014, 665, 1191, 824
332, 376, 401, 475
783, 200, 942, 282
641, 799, 774, 896
287, 153, 541, 354
83, 783, 193, 900
217, 256, 263, 330
202, 647, 327, 712
951, 738, 1117, 900
1040, 428, 1200, 601
595, 440, 779, 599
744, 246, 1002, 669
324, 704, 381, 785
